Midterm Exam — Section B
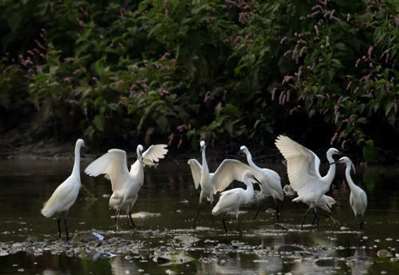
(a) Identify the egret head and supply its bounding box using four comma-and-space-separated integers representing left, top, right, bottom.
239, 145, 248, 154
200, 140, 206, 150
187, 159, 194, 165
338, 156, 356, 174
137, 144, 144, 161
243, 172, 259, 185
328, 147, 341, 156
76, 138, 85, 148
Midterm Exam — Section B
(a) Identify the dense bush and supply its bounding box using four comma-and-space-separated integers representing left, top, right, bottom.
0, 0, 398, 159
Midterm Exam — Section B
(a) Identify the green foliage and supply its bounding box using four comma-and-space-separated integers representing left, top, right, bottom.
0, 0, 398, 154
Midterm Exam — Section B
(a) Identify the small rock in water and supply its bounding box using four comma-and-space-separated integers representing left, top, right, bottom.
377, 249, 393, 258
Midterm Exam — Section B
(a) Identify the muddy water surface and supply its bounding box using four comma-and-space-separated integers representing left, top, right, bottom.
0, 156, 399, 274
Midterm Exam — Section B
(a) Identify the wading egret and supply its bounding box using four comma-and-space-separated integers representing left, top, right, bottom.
41, 138, 85, 241
187, 140, 257, 225
85, 144, 167, 230
240, 145, 284, 220
212, 171, 258, 233
283, 184, 338, 225
339, 156, 367, 229
275, 135, 340, 229
283, 184, 336, 213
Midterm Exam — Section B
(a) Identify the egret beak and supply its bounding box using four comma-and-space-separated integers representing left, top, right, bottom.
250, 175, 262, 185
351, 162, 356, 174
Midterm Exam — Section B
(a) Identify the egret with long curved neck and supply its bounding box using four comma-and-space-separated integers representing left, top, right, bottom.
212, 172, 258, 233
339, 156, 367, 229
85, 143, 168, 230
240, 145, 283, 220
41, 138, 85, 241
275, 135, 340, 229
188, 140, 264, 227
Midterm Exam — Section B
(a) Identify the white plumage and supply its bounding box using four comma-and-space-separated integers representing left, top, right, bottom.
212, 172, 258, 232
240, 145, 284, 220
85, 144, 168, 229
240, 145, 283, 201
275, 135, 340, 228
339, 156, 367, 228
282, 184, 336, 213
41, 138, 85, 240
187, 141, 257, 204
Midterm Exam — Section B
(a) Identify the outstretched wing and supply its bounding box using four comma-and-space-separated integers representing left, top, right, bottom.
187, 159, 202, 189
275, 135, 321, 192
85, 149, 130, 191
213, 159, 254, 193
141, 144, 168, 167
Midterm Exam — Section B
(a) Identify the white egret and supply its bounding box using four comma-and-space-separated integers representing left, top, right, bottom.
85, 144, 167, 229
283, 184, 336, 213
275, 135, 340, 229
187, 140, 257, 226
41, 138, 85, 241
240, 145, 284, 220
283, 184, 338, 225
338, 156, 367, 229
212, 171, 258, 233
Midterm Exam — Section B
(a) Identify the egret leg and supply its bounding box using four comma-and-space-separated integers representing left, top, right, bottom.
318, 212, 340, 226
311, 211, 318, 225
313, 208, 320, 230
222, 215, 228, 233
274, 200, 281, 222
253, 203, 262, 220
57, 219, 62, 239
193, 204, 201, 228
127, 208, 136, 228
237, 217, 242, 235
359, 219, 365, 230
115, 210, 120, 231
63, 218, 69, 241
301, 208, 313, 229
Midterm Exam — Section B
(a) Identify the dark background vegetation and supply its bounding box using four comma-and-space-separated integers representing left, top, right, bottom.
0, 0, 398, 161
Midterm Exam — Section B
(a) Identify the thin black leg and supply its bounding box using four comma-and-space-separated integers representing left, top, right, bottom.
313, 208, 320, 230
193, 204, 201, 228
275, 200, 281, 222
57, 219, 62, 239
253, 203, 262, 220
64, 218, 69, 241
301, 208, 312, 229
237, 216, 242, 235
359, 219, 365, 230
222, 215, 228, 233
128, 209, 136, 228
115, 209, 120, 231
311, 211, 317, 225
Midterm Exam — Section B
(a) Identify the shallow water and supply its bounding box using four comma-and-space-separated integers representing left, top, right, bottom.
0, 156, 399, 274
